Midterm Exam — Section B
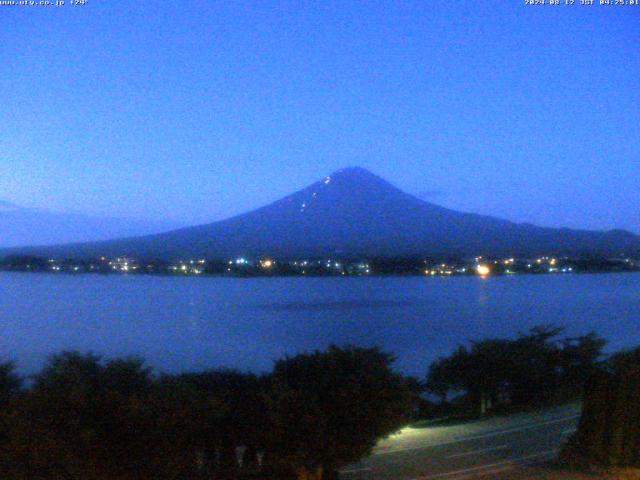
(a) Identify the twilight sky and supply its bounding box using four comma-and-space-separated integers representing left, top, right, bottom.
1, 1, 639, 233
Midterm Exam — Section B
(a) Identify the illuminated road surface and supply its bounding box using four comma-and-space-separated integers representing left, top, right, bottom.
340, 403, 581, 480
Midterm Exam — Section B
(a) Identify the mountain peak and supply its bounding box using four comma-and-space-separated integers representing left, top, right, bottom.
323, 167, 395, 192
330, 166, 379, 180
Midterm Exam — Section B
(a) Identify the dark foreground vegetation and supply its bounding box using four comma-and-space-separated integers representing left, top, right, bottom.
0, 328, 636, 479
425, 326, 606, 416
562, 347, 640, 469
0, 347, 419, 480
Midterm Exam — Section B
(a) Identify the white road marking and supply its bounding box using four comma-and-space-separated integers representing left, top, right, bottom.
340, 466, 372, 474
377, 414, 579, 455
445, 444, 508, 459
450, 465, 514, 480
412, 449, 558, 479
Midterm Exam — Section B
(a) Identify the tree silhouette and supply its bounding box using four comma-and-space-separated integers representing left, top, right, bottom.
0, 361, 21, 407
426, 326, 606, 414
266, 346, 420, 480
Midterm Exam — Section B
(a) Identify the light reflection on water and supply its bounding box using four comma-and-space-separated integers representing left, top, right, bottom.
0, 272, 638, 378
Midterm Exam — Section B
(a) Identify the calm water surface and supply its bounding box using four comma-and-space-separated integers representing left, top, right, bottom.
0, 272, 638, 377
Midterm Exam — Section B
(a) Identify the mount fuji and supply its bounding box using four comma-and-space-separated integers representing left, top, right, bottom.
3, 167, 639, 259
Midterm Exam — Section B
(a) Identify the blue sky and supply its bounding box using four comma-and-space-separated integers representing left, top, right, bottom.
1, 1, 638, 232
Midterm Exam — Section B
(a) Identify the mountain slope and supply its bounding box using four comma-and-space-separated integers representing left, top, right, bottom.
3, 167, 639, 259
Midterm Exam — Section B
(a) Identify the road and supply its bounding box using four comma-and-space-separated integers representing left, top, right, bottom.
339, 403, 581, 480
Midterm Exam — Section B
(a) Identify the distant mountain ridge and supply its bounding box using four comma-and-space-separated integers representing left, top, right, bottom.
2, 167, 639, 259
0, 200, 20, 212
0, 202, 181, 248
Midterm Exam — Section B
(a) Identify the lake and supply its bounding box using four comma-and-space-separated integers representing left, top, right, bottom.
0, 272, 638, 378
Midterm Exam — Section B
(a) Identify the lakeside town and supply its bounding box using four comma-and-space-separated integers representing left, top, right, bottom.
1, 253, 638, 277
